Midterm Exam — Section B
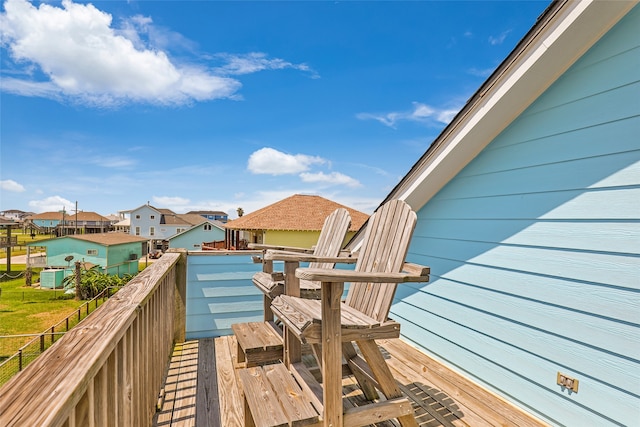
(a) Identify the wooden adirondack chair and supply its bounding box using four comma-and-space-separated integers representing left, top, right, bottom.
250, 207, 353, 320
232, 208, 355, 368
262, 199, 430, 427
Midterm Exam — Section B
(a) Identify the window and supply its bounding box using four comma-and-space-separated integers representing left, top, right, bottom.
204, 224, 212, 231
150, 226, 155, 236
87, 249, 98, 256
150, 215, 155, 220
135, 214, 141, 219
135, 226, 140, 236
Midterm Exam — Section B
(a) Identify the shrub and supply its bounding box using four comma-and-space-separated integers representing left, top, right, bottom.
62, 266, 135, 300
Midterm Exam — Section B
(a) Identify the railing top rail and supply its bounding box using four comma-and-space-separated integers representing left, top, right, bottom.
0, 252, 182, 427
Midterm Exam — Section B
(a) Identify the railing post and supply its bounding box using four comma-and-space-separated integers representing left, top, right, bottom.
40, 334, 45, 353
18, 349, 22, 371
50, 327, 55, 344
168, 249, 187, 343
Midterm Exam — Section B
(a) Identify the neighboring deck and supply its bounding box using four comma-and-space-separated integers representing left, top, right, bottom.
154, 335, 547, 427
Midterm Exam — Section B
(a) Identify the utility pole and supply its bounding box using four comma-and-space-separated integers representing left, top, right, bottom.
75, 201, 78, 236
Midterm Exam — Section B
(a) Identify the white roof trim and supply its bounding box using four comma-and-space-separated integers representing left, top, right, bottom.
395, 0, 636, 212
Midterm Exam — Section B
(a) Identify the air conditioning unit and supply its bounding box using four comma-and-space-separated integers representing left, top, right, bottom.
129, 253, 138, 260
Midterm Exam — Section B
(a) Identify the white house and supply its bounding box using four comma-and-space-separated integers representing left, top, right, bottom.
128, 204, 209, 251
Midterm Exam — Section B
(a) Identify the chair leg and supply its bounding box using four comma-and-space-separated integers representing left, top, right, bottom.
243, 396, 256, 427
357, 340, 418, 427
311, 343, 323, 370
284, 326, 301, 366
263, 295, 274, 322
342, 342, 379, 401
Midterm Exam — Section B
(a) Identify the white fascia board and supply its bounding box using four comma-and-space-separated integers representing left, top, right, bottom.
398, 0, 637, 212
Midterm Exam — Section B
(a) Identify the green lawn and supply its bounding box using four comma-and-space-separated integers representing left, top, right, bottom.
0, 263, 139, 385
0, 230, 51, 259
0, 265, 81, 337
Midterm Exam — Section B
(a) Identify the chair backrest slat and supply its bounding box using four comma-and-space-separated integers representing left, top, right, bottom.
309, 208, 351, 270
345, 200, 417, 322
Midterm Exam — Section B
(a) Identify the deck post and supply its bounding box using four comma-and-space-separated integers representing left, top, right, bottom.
171, 249, 187, 343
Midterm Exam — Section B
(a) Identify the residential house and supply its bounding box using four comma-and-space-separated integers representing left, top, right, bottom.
0, 209, 34, 223
167, 220, 225, 251
348, 2, 639, 426
25, 211, 112, 235
0, 217, 19, 249
128, 204, 210, 251
186, 210, 229, 223
224, 194, 369, 249
113, 217, 130, 233
27, 233, 148, 277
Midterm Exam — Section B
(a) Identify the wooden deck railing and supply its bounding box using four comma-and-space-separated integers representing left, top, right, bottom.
0, 249, 187, 427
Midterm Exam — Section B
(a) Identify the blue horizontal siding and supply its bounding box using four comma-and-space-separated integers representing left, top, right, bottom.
416, 219, 639, 254
396, 6, 640, 427
422, 187, 640, 220
411, 236, 638, 289
460, 116, 640, 177
406, 254, 638, 324
186, 252, 265, 339
398, 316, 637, 427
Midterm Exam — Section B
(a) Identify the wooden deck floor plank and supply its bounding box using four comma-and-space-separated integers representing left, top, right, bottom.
381, 346, 480, 427
214, 336, 244, 427
155, 336, 547, 427
154, 342, 186, 426
379, 339, 546, 427
381, 339, 506, 427
196, 338, 221, 427
171, 341, 199, 426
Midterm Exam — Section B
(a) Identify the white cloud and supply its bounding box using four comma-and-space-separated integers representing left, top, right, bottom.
90, 156, 137, 168
0, 0, 240, 106
437, 109, 459, 124
299, 172, 361, 188
468, 67, 496, 78
489, 29, 512, 46
247, 147, 325, 175
357, 101, 459, 128
0, 179, 26, 192
28, 195, 74, 212
152, 196, 190, 208
215, 52, 319, 78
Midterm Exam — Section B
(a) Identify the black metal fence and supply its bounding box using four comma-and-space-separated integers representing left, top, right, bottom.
0, 287, 119, 386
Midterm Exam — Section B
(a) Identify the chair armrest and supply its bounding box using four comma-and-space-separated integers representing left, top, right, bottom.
295, 263, 430, 283
264, 250, 358, 264
248, 243, 315, 254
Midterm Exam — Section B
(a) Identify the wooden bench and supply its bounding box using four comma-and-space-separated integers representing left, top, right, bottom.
232, 321, 283, 367
238, 363, 319, 427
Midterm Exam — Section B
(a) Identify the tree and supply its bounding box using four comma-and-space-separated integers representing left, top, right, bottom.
236, 207, 244, 217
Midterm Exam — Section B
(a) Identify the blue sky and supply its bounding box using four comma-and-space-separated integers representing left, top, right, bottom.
0, 0, 549, 218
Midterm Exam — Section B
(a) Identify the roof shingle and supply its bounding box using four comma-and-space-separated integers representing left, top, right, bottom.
225, 194, 369, 232
67, 234, 148, 246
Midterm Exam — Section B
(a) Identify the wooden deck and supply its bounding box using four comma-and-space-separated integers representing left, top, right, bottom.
153, 336, 547, 427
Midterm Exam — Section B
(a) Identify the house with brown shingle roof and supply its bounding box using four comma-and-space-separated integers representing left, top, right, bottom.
25, 211, 112, 235
224, 194, 369, 248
